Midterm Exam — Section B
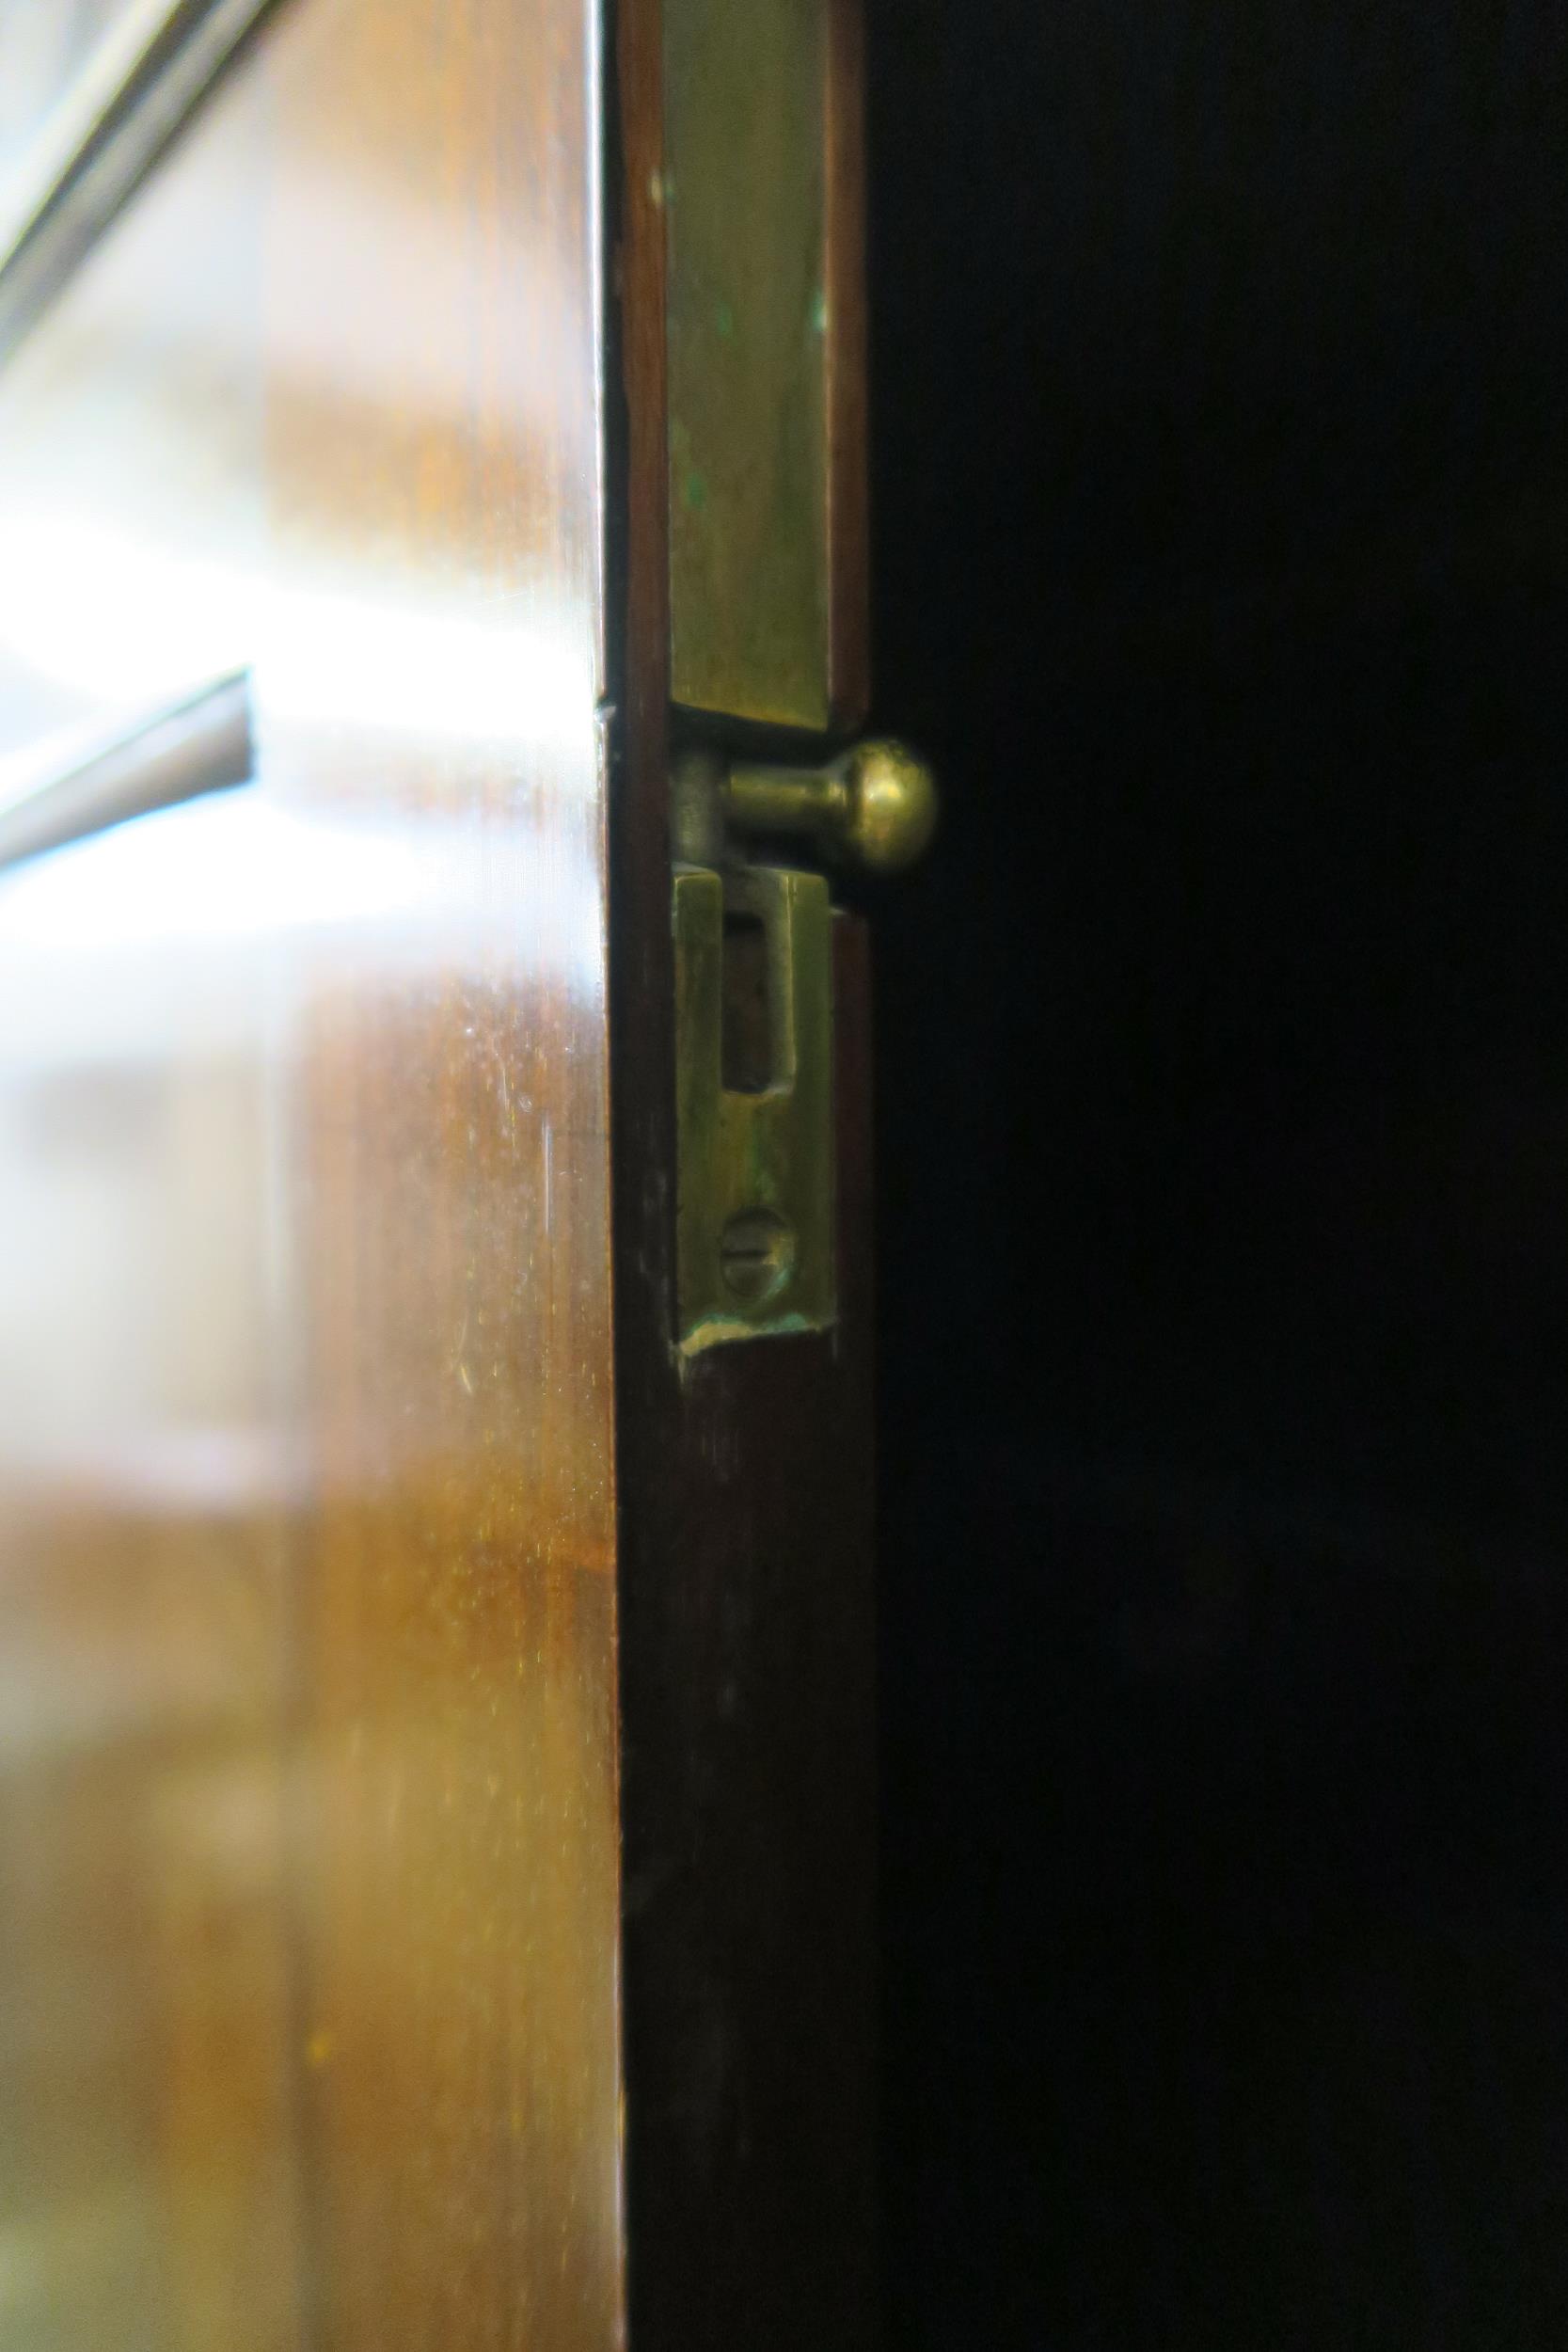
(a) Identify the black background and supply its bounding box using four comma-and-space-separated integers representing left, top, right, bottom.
864, 4, 1568, 2343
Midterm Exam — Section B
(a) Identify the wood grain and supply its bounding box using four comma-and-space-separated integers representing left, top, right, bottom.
0, 3, 622, 2347
0, 0, 880, 2339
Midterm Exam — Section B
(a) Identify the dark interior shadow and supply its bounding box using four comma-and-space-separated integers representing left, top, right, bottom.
866, 5, 1568, 2342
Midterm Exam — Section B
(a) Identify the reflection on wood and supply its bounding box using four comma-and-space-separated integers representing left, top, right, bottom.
0, 0, 131, 192
0, 671, 251, 870
0, 2, 621, 2348
0, 1, 279, 343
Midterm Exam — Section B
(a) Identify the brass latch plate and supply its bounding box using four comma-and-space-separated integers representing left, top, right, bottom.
663, 0, 865, 733
673, 862, 834, 1355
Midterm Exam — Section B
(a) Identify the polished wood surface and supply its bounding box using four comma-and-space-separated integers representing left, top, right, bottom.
0, 3, 621, 2346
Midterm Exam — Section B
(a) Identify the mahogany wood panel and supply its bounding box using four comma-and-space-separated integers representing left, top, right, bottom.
0, 0, 881, 2341
0, 5, 621, 2349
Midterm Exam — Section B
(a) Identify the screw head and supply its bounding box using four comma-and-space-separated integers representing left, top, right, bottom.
719, 1207, 797, 1305
840, 739, 940, 875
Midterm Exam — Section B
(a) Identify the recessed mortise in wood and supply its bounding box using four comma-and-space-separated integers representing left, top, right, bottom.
0, 672, 253, 873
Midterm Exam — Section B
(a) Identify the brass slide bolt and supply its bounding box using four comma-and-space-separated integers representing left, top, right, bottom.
723, 738, 939, 876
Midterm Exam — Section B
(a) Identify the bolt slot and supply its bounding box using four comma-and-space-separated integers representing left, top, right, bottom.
718, 1209, 796, 1305
721, 910, 775, 1093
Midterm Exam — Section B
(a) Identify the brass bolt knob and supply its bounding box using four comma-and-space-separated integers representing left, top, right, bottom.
832, 739, 941, 874
723, 738, 939, 876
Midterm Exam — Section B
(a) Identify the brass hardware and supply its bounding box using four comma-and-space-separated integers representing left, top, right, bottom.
663, 0, 863, 732
673, 862, 834, 1355
662, 0, 883, 1344
672, 738, 931, 1350
724, 738, 938, 876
